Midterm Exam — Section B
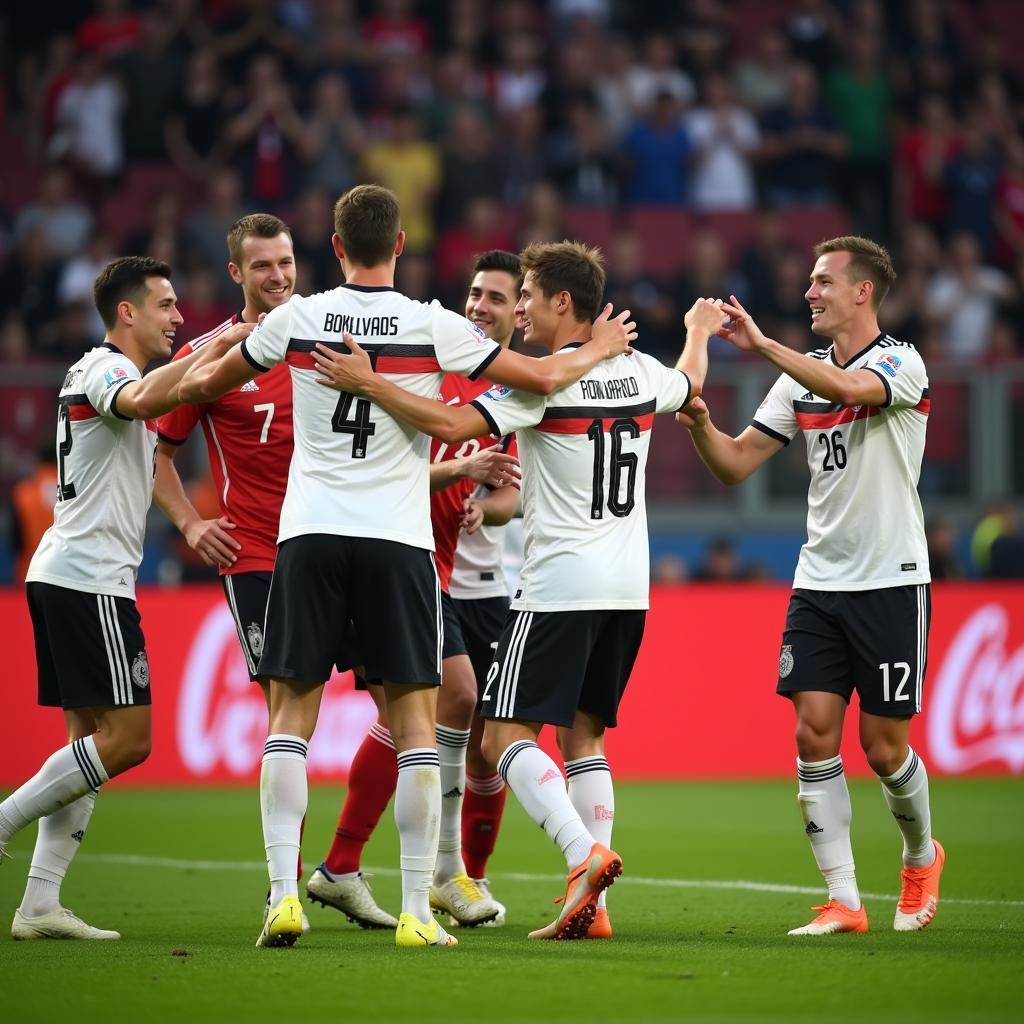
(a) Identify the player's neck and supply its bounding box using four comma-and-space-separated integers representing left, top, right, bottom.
342, 261, 395, 288
105, 331, 147, 373
241, 302, 263, 324
830, 318, 881, 364
549, 320, 592, 352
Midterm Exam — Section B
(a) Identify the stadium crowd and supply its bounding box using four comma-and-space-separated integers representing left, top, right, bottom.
1, 0, 1023, 570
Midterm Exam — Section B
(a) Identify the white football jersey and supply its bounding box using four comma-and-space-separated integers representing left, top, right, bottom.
752, 334, 930, 591
242, 284, 499, 549
472, 347, 691, 611
449, 489, 514, 600
27, 343, 156, 598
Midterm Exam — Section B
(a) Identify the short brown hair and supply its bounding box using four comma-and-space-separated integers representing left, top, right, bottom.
94, 256, 172, 329
334, 185, 401, 268
473, 249, 523, 290
814, 235, 896, 309
519, 240, 605, 323
227, 213, 291, 267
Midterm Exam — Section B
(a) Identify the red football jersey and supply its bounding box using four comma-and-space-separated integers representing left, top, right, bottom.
157, 315, 293, 574
430, 374, 517, 592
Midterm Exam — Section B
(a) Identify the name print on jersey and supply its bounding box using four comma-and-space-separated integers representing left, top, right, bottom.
323, 314, 400, 336
580, 377, 640, 401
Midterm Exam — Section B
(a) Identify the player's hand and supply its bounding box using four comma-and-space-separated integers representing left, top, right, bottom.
675, 397, 710, 431
684, 297, 730, 337
312, 333, 375, 395
460, 449, 521, 489
460, 497, 484, 535
718, 295, 768, 353
184, 516, 240, 567
211, 320, 255, 355
590, 303, 637, 358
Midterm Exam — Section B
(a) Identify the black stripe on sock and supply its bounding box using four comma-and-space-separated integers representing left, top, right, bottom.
397, 752, 440, 770
263, 740, 309, 757
435, 727, 471, 748
797, 763, 845, 782
565, 758, 610, 778
71, 739, 102, 792
888, 751, 920, 791
497, 740, 536, 783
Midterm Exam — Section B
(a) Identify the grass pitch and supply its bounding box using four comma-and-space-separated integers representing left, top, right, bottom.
0, 779, 1020, 1024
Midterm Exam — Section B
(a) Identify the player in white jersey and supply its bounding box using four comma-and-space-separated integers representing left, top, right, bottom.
176, 186, 636, 949
0, 256, 252, 940
677, 236, 944, 935
310, 240, 729, 940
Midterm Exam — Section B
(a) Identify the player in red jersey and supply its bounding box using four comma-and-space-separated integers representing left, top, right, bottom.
307, 251, 524, 928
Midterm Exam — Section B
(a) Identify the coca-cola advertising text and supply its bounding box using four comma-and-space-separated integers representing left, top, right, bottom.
4, 584, 1023, 785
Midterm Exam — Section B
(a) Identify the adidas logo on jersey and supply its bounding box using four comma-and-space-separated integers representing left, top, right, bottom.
801, 392, 814, 401
240, 380, 260, 393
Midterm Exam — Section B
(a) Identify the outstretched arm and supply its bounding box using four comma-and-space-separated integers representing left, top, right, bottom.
676, 397, 783, 486
675, 297, 731, 397
429, 447, 520, 493
720, 296, 887, 408
177, 343, 259, 404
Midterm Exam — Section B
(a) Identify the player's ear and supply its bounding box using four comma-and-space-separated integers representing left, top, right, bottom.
117, 299, 134, 327
331, 232, 345, 260
227, 261, 243, 286
394, 230, 406, 257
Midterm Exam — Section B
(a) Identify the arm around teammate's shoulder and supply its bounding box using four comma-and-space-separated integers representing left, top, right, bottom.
677, 398, 784, 486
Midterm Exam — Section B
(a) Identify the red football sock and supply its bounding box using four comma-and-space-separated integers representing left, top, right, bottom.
324, 723, 397, 876
462, 772, 507, 880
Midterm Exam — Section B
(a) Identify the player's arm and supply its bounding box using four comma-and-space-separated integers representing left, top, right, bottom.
429, 447, 521, 493
720, 296, 887, 408
677, 397, 784, 486
312, 337, 490, 443
675, 297, 732, 396
484, 304, 637, 396
177, 344, 260, 404
460, 481, 520, 535
153, 441, 240, 567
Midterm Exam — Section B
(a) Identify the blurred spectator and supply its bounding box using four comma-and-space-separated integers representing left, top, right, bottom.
224, 53, 307, 206
494, 33, 547, 117
299, 74, 365, 196
10, 440, 58, 583
759, 62, 845, 208
290, 187, 343, 295
38, 300, 97, 361
25, 35, 77, 159
515, 180, 566, 248
626, 33, 695, 114
118, 8, 183, 163
435, 197, 515, 299
604, 231, 676, 358
0, 227, 61, 335
737, 210, 797, 314
732, 27, 792, 115
825, 33, 891, 239
676, 0, 732, 82
13, 166, 93, 259
360, 105, 442, 254
75, 0, 140, 60
435, 106, 505, 230
782, 0, 838, 75
926, 232, 1015, 363
546, 94, 620, 207
693, 537, 750, 581
891, 0, 961, 101
759, 249, 818, 341
395, 252, 436, 302
593, 36, 636, 141
57, 228, 115, 341
943, 122, 1000, 256
163, 47, 229, 182
363, 0, 431, 60
651, 552, 689, 584
672, 232, 746, 353
422, 50, 489, 137
127, 191, 186, 271
301, 21, 372, 116
894, 94, 958, 238
879, 223, 941, 348
621, 90, 693, 205
176, 268, 234, 341
994, 136, 1024, 269
971, 501, 1019, 576
184, 169, 246, 297
925, 516, 965, 580
212, 0, 298, 78
49, 49, 124, 185
501, 102, 547, 206
538, 37, 600, 135
685, 73, 759, 212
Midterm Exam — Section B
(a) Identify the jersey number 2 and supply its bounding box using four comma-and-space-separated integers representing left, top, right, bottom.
586, 417, 639, 519
57, 403, 76, 501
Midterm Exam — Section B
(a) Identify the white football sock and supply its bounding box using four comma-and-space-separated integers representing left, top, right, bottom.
797, 756, 860, 910
261, 735, 308, 905
434, 724, 470, 882
395, 748, 441, 921
20, 791, 98, 916
0, 737, 108, 845
566, 755, 614, 908
878, 747, 935, 868
498, 741, 594, 869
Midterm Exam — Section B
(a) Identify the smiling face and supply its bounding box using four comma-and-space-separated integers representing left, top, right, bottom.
514, 270, 562, 347
465, 269, 519, 346
129, 276, 184, 360
804, 250, 872, 337
230, 232, 296, 315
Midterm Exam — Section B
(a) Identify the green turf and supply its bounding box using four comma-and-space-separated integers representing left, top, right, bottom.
1, 780, 1021, 1023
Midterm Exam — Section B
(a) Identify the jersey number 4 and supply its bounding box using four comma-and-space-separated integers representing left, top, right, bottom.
586, 417, 639, 519
332, 393, 376, 458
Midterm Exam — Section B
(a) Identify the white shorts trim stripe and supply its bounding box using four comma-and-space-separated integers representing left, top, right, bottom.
224, 575, 258, 676
97, 595, 132, 705
915, 584, 926, 713
496, 610, 532, 719
430, 553, 442, 674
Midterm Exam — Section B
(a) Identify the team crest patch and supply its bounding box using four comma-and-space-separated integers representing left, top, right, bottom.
131, 651, 150, 689
779, 645, 794, 679
876, 353, 902, 378
103, 366, 129, 389
465, 319, 488, 341
246, 622, 265, 658
484, 383, 513, 401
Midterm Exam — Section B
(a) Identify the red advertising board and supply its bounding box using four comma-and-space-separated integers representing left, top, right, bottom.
4, 584, 1023, 785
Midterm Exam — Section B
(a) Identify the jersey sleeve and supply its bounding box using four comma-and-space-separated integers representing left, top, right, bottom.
432, 305, 501, 381
83, 351, 143, 421
241, 301, 292, 371
471, 383, 546, 437
157, 343, 201, 443
865, 347, 928, 410
640, 353, 692, 414
750, 371, 797, 445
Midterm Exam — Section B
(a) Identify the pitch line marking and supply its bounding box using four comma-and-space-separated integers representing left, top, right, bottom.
22, 852, 1022, 910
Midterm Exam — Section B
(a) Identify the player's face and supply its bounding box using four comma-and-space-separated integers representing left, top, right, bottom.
233, 233, 296, 314
465, 270, 519, 344
804, 251, 862, 337
132, 277, 183, 359
515, 271, 559, 346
